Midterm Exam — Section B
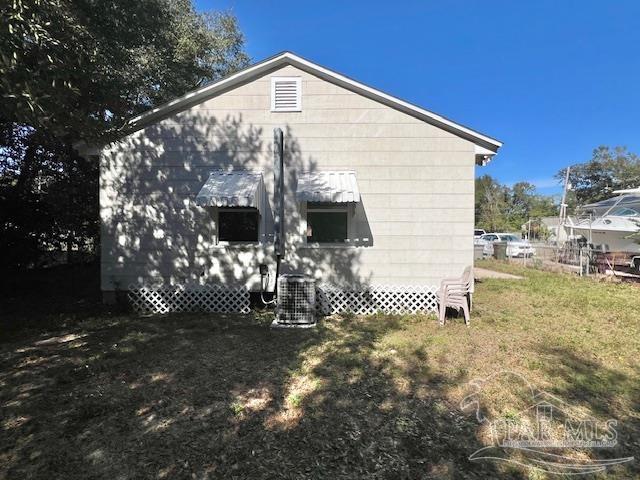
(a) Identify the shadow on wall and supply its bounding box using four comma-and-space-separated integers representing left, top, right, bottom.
102, 115, 373, 293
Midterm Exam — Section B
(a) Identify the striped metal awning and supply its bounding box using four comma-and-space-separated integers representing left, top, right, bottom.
195, 171, 265, 209
296, 171, 360, 203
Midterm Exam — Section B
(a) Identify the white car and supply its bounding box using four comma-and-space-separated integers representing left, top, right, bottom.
478, 233, 534, 258
474, 228, 487, 239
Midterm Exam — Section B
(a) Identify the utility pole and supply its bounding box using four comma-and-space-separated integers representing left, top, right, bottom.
559, 166, 571, 226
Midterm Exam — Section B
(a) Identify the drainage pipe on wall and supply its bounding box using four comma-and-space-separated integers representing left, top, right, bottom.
261, 128, 285, 305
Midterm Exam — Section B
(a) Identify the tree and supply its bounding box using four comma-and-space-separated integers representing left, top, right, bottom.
475, 175, 557, 232
475, 175, 509, 231
557, 146, 640, 207
508, 182, 536, 225
529, 195, 557, 220
0, 123, 99, 269
0, 0, 249, 269
1, 0, 248, 140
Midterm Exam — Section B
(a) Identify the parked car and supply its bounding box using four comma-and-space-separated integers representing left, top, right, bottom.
478, 233, 534, 258
474, 228, 486, 239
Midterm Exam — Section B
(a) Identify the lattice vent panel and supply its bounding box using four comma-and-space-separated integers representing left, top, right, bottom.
128, 285, 250, 314
316, 285, 438, 315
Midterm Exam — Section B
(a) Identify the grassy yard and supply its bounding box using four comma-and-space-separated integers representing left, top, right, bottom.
1, 262, 639, 479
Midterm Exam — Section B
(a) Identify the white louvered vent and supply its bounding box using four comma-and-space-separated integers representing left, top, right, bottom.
271, 77, 301, 112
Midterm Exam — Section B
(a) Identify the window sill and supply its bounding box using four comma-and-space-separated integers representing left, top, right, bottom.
300, 243, 360, 249
215, 242, 262, 248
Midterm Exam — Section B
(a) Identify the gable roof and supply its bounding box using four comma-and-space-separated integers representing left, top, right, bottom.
128, 51, 502, 155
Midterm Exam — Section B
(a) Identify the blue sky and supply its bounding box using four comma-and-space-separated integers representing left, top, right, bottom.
196, 0, 640, 196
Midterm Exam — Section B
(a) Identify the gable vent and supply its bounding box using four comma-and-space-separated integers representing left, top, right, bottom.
271, 77, 301, 112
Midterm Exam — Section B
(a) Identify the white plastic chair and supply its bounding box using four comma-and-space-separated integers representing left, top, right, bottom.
437, 266, 473, 326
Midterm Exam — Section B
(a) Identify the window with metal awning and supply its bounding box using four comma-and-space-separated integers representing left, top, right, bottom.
296, 171, 360, 204
195, 171, 266, 209
195, 171, 266, 243
296, 171, 361, 245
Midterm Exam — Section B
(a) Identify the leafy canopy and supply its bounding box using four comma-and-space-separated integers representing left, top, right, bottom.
475, 175, 557, 232
1, 0, 249, 141
0, 0, 248, 269
557, 146, 640, 208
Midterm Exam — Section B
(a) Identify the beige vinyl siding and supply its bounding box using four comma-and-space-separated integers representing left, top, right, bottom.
100, 64, 476, 291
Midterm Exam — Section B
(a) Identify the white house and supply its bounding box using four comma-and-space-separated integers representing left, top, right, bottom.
94, 52, 502, 313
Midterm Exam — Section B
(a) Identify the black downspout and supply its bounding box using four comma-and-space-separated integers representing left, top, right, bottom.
273, 128, 285, 298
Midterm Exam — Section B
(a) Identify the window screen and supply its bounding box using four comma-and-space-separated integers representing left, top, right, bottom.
306, 204, 348, 243
218, 208, 259, 242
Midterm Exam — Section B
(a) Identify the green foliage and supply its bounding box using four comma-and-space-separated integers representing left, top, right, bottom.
287, 393, 303, 408
0, 0, 248, 269
475, 175, 557, 232
0, 124, 98, 269
557, 145, 640, 208
1, 0, 249, 139
475, 175, 509, 231
229, 401, 245, 416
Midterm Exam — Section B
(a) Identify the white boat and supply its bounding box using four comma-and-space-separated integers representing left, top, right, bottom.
565, 188, 640, 253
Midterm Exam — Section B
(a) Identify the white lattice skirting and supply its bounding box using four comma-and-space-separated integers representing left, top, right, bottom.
128, 285, 250, 314
316, 285, 438, 315
127, 284, 437, 316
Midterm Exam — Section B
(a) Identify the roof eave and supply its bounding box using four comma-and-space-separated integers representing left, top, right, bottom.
127, 51, 293, 130
126, 51, 503, 152
282, 53, 502, 151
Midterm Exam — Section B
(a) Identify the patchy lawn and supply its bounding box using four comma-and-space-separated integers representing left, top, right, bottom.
1, 263, 639, 479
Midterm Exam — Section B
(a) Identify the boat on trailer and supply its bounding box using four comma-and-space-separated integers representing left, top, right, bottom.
565, 188, 640, 253
562, 188, 640, 274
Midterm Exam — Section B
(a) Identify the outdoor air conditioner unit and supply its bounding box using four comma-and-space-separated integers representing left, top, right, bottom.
274, 274, 316, 326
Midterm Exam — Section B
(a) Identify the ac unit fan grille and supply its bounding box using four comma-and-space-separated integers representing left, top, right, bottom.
276, 275, 316, 324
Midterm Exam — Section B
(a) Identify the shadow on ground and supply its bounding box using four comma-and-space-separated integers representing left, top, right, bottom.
1, 272, 503, 479
3, 264, 640, 479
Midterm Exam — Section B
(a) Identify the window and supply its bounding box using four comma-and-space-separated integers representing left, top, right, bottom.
306, 203, 348, 244
500, 234, 520, 242
218, 208, 259, 242
611, 207, 640, 217
271, 77, 301, 112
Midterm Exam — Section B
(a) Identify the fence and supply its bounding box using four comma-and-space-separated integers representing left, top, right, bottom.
493, 242, 640, 277
509, 243, 598, 275
494, 242, 596, 275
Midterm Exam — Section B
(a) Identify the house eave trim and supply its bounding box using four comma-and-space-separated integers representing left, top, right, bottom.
127, 51, 503, 151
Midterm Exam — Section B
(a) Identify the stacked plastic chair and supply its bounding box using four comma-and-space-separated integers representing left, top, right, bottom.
437, 266, 473, 326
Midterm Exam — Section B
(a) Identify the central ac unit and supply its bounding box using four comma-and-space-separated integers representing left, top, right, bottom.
274, 274, 316, 326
